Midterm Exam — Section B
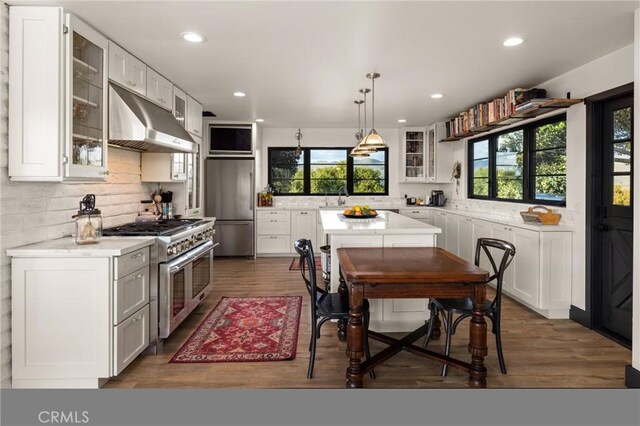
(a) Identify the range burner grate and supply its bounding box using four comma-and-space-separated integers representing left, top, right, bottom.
103, 219, 204, 236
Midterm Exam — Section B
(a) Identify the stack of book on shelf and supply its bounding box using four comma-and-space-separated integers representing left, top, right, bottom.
515, 98, 550, 112
445, 88, 526, 138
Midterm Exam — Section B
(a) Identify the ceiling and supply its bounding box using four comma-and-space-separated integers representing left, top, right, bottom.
9, 1, 639, 128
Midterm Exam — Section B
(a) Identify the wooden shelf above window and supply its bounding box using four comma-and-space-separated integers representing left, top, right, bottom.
441, 98, 582, 142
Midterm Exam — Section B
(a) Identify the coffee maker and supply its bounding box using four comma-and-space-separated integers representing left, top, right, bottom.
430, 190, 446, 206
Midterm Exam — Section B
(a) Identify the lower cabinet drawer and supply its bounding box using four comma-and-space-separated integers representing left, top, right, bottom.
257, 218, 291, 235
257, 235, 290, 254
113, 305, 149, 375
113, 266, 150, 325
114, 247, 150, 280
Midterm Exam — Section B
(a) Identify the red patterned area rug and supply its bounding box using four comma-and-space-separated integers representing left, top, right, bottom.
170, 296, 302, 363
289, 256, 322, 271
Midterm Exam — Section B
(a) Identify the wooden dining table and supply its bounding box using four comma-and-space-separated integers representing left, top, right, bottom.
336, 247, 490, 388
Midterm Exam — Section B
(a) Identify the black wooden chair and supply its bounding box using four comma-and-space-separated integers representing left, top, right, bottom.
294, 239, 375, 379
424, 237, 516, 376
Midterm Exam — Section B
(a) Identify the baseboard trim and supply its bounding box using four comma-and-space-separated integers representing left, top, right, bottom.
625, 365, 640, 388
569, 305, 591, 328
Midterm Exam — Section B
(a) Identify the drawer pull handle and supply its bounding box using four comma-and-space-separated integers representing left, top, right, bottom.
131, 253, 144, 260
131, 273, 143, 280
131, 314, 144, 323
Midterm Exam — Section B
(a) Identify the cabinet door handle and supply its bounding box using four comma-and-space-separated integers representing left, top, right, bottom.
131, 313, 144, 323
131, 273, 143, 281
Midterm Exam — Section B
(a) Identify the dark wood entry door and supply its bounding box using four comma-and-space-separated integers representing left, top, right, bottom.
598, 94, 633, 343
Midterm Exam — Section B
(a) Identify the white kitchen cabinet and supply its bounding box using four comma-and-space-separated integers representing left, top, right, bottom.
316, 213, 326, 250
399, 208, 432, 224
11, 257, 111, 388
10, 245, 152, 388
141, 153, 187, 182
256, 210, 292, 255
433, 211, 447, 248
400, 128, 426, 182
425, 209, 572, 318
184, 137, 202, 217
186, 95, 203, 137
444, 213, 460, 255
291, 210, 317, 252
9, 8, 109, 181
509, 226, 540, 307
108, 41, 146, 96
114, 305, 149, 375
173, 86, 187, 128
458, 216, 474, 262
146, 67, 172, 110
426, 122, 455, 183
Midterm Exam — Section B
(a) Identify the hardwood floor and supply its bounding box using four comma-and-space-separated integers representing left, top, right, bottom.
105, 257, 631, 389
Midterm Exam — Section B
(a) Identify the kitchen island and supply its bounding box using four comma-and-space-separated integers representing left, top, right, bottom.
320, 209, 441, 332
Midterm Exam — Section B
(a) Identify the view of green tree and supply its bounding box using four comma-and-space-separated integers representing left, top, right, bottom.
495, 130, 523, 199
353, 167, 385, 193
534, 121, 566, 200
270, 148, 387, 195
470, 120, 567, 202
614, 183, 631, 206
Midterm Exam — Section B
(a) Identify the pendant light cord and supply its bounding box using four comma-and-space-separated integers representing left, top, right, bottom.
371, 77, 375, 130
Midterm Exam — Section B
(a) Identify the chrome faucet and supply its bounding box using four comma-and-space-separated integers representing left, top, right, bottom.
337, 186, 349, 206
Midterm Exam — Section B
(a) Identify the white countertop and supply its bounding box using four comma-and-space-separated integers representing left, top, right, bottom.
6, 237, 156, 257
320, 210, 441, 235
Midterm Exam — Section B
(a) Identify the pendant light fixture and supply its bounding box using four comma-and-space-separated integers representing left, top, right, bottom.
359, 72, 386, 149
294, 128, 303, 157
350, 88, 375, 157
350, 100, 369, 158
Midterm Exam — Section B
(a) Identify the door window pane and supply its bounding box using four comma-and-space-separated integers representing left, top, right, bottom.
613, 175, 631, 206
613, 107, 632, 141
613, 142, 631, 172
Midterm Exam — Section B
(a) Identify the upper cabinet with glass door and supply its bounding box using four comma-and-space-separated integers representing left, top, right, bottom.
400, 128, 426, 182
66, 14, 109, 179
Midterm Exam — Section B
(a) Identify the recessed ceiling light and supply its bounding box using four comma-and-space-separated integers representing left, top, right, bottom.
255, 118, 264, 122
233, 92, 246, 97
430, 93, 444, 99
181, 32, 206, 43
397, 119, 407, 123
503, 37, 524, 47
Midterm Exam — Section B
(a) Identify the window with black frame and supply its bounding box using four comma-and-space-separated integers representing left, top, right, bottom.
467, 114, 567, 205
268, 147, 388, 195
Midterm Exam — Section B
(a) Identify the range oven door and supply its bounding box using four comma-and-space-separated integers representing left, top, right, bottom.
159, 253, 192, 339
189, 240, 218, 306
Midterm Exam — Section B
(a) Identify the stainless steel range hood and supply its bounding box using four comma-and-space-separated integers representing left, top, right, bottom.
108, 83, 196, 153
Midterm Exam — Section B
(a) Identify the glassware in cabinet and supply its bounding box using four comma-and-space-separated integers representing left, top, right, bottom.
66, 14, 108, 179
402, 129, 426, 181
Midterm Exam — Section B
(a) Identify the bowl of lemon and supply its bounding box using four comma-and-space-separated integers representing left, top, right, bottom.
342, 205, 378, 218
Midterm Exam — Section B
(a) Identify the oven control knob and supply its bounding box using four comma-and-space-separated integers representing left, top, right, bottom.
173, 245, 178, 255
166, 247, 173, 255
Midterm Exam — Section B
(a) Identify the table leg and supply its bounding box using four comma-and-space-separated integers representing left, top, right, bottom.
468, 284, 488, 388
345, 283, 365, 389
337, 267, 348, 341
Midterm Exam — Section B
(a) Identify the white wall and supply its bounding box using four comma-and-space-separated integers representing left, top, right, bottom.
258, 127, 448, 203
449, 44, 634, 312
0, 2, 154, 387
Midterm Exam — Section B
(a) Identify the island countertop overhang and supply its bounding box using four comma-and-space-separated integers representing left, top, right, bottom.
320, 210, 441, 235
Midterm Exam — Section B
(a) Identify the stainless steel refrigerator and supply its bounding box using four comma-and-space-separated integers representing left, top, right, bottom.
205, 158, 255, 257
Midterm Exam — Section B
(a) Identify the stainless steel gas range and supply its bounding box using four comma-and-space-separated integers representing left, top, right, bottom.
103, 219, 217, 351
